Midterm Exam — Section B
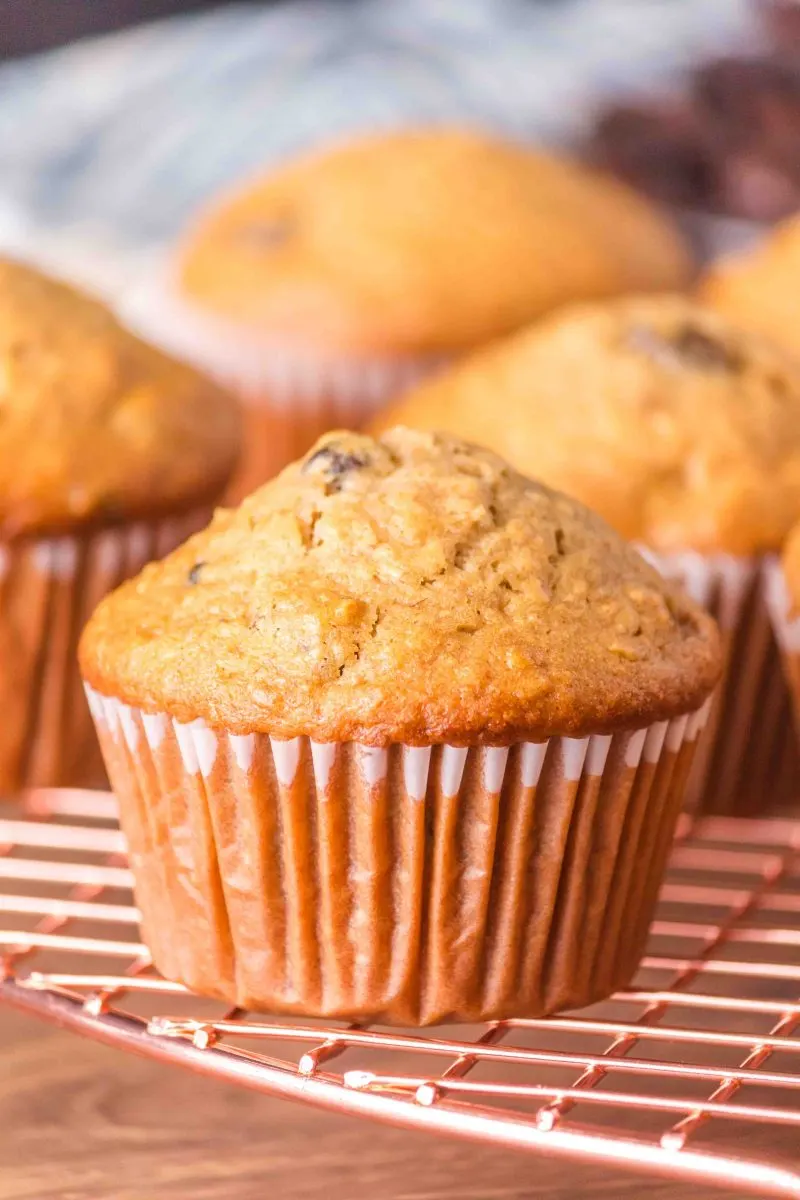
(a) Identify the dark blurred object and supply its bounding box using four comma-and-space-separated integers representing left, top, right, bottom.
589, 54, 800, 222
0, 1, 256, 59
761, 0, 800, 54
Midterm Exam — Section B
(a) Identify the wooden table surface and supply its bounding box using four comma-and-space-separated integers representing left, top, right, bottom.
0, 1005, 752, 1200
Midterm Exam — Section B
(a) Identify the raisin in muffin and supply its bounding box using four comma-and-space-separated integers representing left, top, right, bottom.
377, 296, 800, 814
123, 127, 692, 499
0, 257, 240, 790
80, 428, 719, 1024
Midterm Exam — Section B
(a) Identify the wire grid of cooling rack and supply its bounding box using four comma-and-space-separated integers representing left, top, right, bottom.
0, 790, 799, 1197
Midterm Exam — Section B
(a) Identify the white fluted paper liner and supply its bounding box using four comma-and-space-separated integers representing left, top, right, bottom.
86, 688, 707, 1025
763, 558, 800, 742
764, 557, 800, 651
641, 547, 799, 814
0, 508, 210, 793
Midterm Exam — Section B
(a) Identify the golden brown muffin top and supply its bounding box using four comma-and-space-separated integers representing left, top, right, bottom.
0, 258, 241, 539
80, 428, 720, 744
375, 296, 800, 555
178, 127, 691, 357
699, 216, 800, 358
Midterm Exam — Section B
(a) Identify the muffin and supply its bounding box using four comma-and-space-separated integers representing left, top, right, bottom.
376, 296, 800, 814
122, 127, 692, 500
0, 257, 240, 790
80, 428, 719, 1024
699, 214, 800, 356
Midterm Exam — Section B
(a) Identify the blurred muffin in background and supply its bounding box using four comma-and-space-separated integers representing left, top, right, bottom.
699, 214, 800, 355
122, 126, 691, 500
0, 258, 240, 791
376, 294, 800, 815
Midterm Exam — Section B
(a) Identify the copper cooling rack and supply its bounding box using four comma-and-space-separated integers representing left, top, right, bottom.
1, 790, 799, 1197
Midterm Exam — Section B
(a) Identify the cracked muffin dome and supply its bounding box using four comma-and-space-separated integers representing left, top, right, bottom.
178, 127, 692, 356
0, 258, 240, 538
80, 428, 720, 744
374, 295, 800, 555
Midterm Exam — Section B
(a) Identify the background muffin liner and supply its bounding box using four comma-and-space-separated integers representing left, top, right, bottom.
764, 559, 800, 745
121, 272, 447, 501
85, 691, 707, 1025
642, 549, 799, 815
0, 509, 210, 793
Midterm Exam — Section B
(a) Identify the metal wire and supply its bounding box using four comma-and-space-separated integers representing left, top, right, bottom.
1, 790, 799, 1198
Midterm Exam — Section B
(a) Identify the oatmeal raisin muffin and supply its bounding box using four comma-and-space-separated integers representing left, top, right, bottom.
0, 257, 240, 790
80, 428, 719, 1024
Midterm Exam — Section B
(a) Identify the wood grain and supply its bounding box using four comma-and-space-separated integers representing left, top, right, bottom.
0, 1007, 753, 1200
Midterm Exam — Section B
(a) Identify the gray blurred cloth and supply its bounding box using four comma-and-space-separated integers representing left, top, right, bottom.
0, 0, 754, 294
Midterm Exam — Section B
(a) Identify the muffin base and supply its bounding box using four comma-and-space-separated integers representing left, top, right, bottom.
0, 510, 209, 792
121, 273, 446, 502
643, 550, 799, 816
86, 693, 705, 1025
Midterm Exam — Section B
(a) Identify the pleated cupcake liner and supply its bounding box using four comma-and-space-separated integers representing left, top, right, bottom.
641, 549, 799, 816
0, 508, 210, 793
85, 689, 708, 1025
763, 559, 800, 746
120, 272, 447, 501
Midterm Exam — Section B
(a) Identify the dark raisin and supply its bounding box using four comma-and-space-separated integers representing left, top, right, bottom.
187, 561, 205, 585
673, 325, 741, 371
628, 323, 739, 372
235, 217, 294, 249
301, 444, 368, 492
